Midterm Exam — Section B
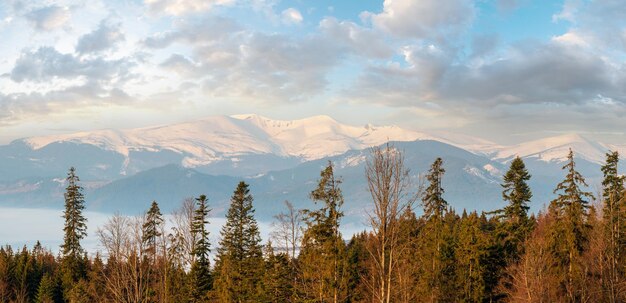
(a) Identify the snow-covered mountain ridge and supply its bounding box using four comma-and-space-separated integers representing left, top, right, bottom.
20, 114, 491, 168
15, 114, 625, 170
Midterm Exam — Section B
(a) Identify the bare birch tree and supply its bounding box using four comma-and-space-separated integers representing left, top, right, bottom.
365, 143, 416, 303
270, 200, 303, 259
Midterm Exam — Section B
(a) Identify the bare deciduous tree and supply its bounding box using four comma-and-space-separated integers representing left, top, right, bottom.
169, 197, 197, 269
365, 143, 416, 303
270, 200, 303, 259
97, 213, 150, 303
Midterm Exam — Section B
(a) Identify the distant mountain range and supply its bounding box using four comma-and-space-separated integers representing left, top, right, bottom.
0, 114, 620, 224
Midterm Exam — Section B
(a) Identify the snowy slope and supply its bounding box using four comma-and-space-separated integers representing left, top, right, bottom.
495, 133, 616, 164
20, 114, 466, 169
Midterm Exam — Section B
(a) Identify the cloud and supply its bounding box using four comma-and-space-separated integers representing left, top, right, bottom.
319, 18, 393, 59
9, 47, 134, 83
281, 8, 303, 24
76, 21, 125, 54
142, 16, 241, 49
24, 5, 70, 31
144, 0, 235, 16
470, 34, 499, 59
496, 0, 523, 12
365, 0, 475, 39
0, 82, 132, 125
146, 16, 384, 104
198, 31, 341, 103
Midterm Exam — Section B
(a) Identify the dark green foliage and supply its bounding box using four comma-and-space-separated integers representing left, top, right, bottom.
35, 273, 57, 303
60, 167, 89, 300
261, 243, 294, 302
214, 181, 264, 302
143, 200, 164, 262
345, 233, 370, 303
298, 161, 347, 302
8, 150, 626, 302
547, 149, 594, 301
61, 167, 88, 260
423, 157, 447, 220
189, 194, 212, 302
600, 151, 626, 301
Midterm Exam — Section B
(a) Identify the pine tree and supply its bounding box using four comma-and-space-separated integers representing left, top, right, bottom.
491, 156, 534, 299
189, 194, 212, 302
61, 167, 87, 260
455, 211, 489, 302
214, 182, 264, 303
60, 167, 88, 300
423, 157, 447, 220
417, 157, 453, 301
261, 242, 294, 302
143, 200, 164, 263
299, 161, 346, 303
600, 151, 626, 301
499, 156, 533, 225
35, 273, 57, 303
548, 149, 594, 301
142, 201, 164, 302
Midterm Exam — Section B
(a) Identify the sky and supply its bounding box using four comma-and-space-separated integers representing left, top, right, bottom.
1, 0, 626, 145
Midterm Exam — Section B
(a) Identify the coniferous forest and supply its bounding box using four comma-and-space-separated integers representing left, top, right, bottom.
2, 144, 626, 303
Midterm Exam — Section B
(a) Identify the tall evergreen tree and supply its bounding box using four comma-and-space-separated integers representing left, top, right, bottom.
189, 194, 212, 302
60, 167, 88, 300
492, 156, 534, 299
423, 157, 447, 220
299, 161, 346, 303
417, 158, 457, 301
61, 167, 87, 260
455, 211, 489, 302
548, 149, 594, 301
35, 273, 57, 303
214, 182, 264, 303
143, 200, 164, 263
261, 243, 294, 302
499, 156, 533, 225
600, 151, 626, 301
142, 201, 164, 301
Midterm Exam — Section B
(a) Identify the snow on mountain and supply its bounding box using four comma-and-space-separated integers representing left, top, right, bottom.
18, 114, 620, 173
495, 133, 613, 164
21, 114, 439, 169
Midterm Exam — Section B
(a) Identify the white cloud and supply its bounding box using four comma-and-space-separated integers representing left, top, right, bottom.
24, 5, 71, 31
552, 0, 581, 23
366, 0, 475, 39
76, 21, 125, 54
319, 17, 392, 59
552, 30, 590, 48
281, 8, 303, 24
144, 0, 235, 16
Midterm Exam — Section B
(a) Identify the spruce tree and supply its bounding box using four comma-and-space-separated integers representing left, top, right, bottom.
35, 273, 56, 303
189, 194, 212, 302
60, 167, 88, 300
143, 200, 164, 263
500, 156, 532, 224
492, 156, 534, 294
61, 167, 87, 259
455, 211, 488, 302
417, 157, 455, 301
548, 149, 594, 301
299, 161, 346, 303
261, 242, 294, 302
600, 151, 625, 300
142, 201, 164, 301
214, 182, 264, 302
423, 157, 447, 220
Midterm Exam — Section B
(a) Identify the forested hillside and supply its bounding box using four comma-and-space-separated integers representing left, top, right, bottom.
1, 144, 625, 302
